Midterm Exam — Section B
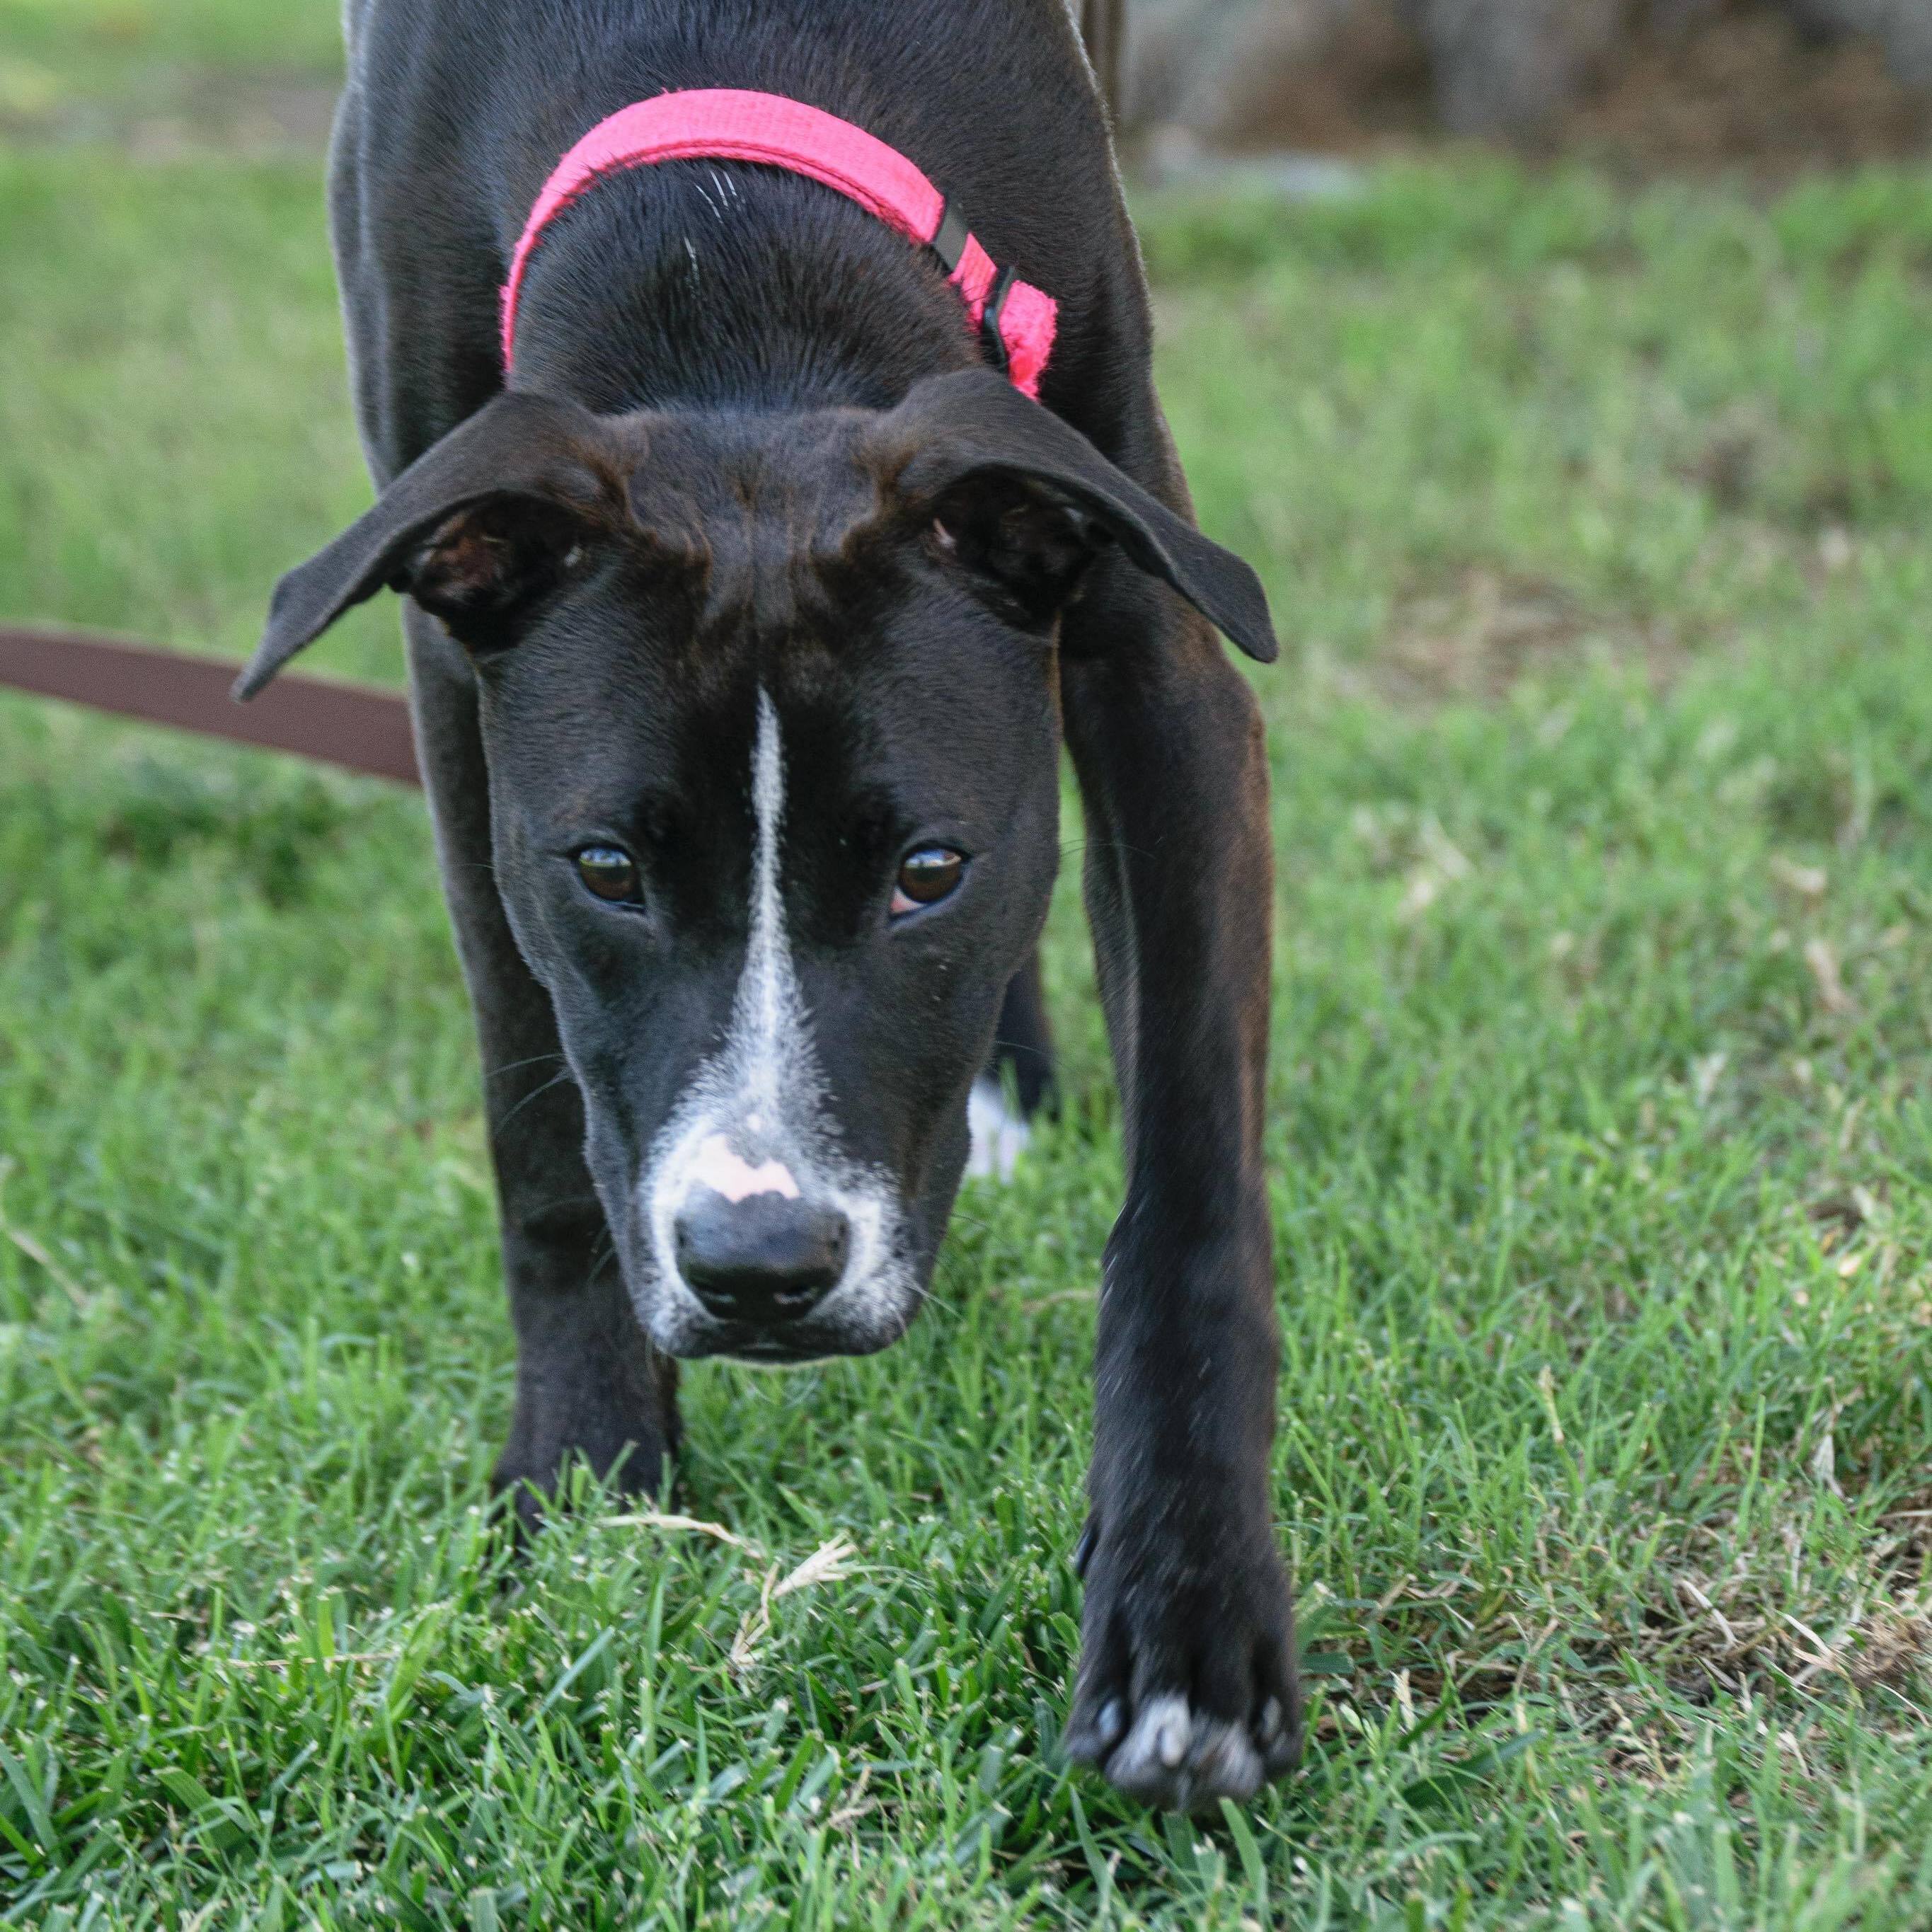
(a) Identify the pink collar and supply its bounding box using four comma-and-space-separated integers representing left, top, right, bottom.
501, 88, 1058, 398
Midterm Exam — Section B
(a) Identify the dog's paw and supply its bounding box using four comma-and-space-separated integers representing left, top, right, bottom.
1061, 1511, 1301, 1812
966, 1076, 1031, 1182
490, 1429, 671, 1536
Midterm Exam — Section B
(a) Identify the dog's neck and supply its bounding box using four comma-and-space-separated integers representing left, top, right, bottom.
505, 159, 981, 418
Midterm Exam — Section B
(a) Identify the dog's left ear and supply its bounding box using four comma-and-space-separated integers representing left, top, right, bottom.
877, 369, 1278, 663
236, 389, 631, 698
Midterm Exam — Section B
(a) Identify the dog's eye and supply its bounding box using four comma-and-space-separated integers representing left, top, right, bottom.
575, 844, 640, 904
891, 846, 965, 916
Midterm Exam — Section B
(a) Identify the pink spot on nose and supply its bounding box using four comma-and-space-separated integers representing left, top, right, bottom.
689, 1134, 801, 1202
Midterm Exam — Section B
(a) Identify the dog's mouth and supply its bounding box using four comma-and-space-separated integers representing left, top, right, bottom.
645, 1289, 924, 1364
701, 1326, 873, 1366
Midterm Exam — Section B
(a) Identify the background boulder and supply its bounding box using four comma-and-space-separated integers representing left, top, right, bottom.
1120, 0, 1932, 151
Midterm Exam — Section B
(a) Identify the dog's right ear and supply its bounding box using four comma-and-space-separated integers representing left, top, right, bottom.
875, 369, 1279, 665
236, 390, 631, 698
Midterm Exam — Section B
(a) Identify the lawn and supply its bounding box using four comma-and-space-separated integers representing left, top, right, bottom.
4, 10, 1932, 1927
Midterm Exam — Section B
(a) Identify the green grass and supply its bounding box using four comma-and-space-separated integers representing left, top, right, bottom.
0, 0, 338, 126
5, 35, 1932, 1931
0, 0, 339, 69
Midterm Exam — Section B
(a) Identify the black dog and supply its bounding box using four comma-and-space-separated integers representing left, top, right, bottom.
243, 0, 1297, 1810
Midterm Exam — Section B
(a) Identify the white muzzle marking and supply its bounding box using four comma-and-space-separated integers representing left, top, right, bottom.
687, 1134, 800, 1203
643, 689, 912, 1347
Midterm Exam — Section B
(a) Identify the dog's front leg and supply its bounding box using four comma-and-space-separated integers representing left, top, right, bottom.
407, 609, 679, 1522
1057, 578, 1300, 1811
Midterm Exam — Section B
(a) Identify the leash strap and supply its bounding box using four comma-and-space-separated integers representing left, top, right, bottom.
0, 625, 420, 783
501, 88, 1059, 397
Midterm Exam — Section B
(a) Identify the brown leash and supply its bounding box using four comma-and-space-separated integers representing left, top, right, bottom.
0, 623, 421, 786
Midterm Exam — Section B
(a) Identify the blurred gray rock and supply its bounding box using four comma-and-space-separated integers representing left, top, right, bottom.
1124, 0, 1365, 135
1120, 0, 1624, 143
1414, 0, 1623, 134
1790, 0, 1932, 84
1119, 0, 1932, 149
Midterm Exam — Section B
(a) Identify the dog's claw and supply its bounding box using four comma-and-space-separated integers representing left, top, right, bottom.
1064, 1692, 1126, 1761
1259, 1694, 1283, 1740
1096, 1696, 1126, 1750
1072, 1517, 1097, 1577
1257, 1693, 1299, 1773
1098, 1694, 1265, 1812
1155, 1700, 1188, 1768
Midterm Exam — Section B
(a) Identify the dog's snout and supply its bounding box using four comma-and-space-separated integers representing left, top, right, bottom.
674, 1189, 850, 1325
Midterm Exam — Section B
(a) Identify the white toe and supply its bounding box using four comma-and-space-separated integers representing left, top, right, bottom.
966, 1078, 1030, 1182
1103, 1694, 1265, 1810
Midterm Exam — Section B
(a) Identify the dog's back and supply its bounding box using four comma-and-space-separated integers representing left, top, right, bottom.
330, 0, 1140, 484
342, 0, 1122, 118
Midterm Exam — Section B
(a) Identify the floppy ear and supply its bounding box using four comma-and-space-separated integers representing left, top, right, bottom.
236, 389, 631, 699
876, 369, 1278, 664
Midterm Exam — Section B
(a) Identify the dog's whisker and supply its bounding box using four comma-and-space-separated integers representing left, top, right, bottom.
487, 1052, 568, 1082
516, 1190, 604, 1221
491, 1067, 576, 1138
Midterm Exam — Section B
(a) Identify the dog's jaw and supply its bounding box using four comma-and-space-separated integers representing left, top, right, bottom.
638, 688, 918, 1359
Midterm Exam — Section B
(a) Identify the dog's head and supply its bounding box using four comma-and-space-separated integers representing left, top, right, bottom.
246, 371, 1274, 1362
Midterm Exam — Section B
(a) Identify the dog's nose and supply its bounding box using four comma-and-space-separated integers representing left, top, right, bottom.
674, 1188, 849, 1325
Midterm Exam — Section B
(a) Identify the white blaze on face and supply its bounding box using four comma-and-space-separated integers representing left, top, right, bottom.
740, 686, 790, 1112
643, 689, 910, 1346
